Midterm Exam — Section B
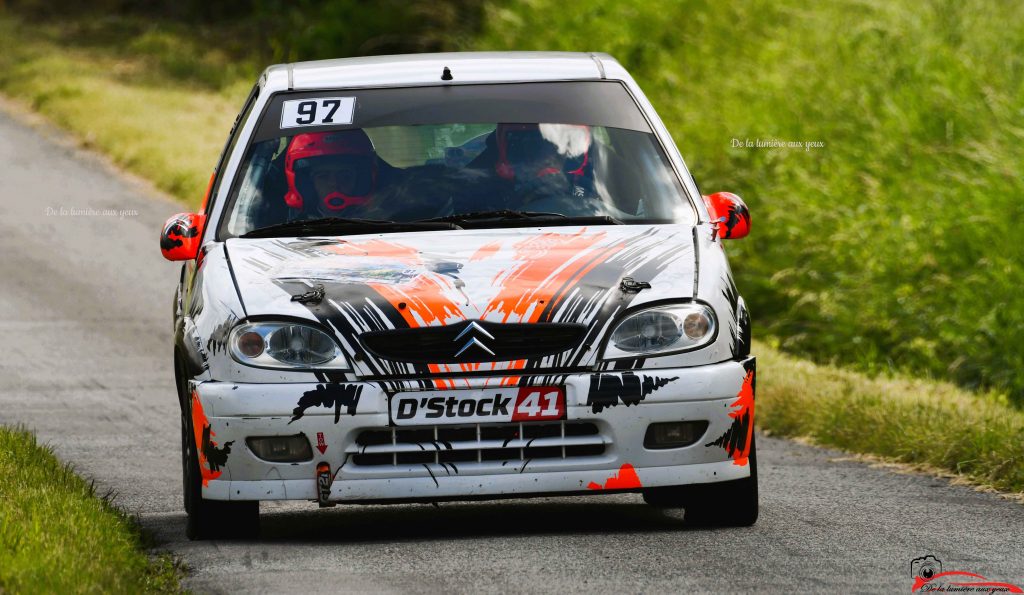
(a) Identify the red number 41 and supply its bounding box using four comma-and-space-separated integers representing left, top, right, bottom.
512, 388, 565, 421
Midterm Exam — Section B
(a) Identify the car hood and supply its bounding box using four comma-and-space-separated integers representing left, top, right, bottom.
227, 225, 694, 321
224, 225, 696, 373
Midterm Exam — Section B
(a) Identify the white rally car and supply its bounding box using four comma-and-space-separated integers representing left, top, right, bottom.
161, 52, 756, 539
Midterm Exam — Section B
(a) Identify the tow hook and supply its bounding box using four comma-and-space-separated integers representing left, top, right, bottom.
316, 462, 335, 507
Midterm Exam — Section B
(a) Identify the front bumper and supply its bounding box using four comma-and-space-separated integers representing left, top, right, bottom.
192, 356, 755, 503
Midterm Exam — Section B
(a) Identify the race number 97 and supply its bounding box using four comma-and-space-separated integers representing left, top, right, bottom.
280, 97, 356, 129
511, 387, 566, 422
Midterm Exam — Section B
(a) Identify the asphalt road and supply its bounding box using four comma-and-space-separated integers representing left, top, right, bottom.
1, 106, 1022, 594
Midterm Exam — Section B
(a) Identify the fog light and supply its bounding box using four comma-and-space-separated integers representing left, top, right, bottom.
643, 421, 709, 449
246, 434, 313, 462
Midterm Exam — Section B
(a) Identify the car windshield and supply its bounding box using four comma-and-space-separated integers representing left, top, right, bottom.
219, 82, 695, 237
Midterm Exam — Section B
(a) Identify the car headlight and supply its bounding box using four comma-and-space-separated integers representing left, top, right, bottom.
603, 303, 717, 359
229, 322, 350, 370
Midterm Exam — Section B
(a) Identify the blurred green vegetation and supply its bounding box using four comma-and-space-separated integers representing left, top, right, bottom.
2, 0, 1022, 405
6, 0, 484, 64
461, 0, 1024, 403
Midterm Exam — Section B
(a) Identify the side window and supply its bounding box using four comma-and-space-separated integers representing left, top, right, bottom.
204, 84, 260, 215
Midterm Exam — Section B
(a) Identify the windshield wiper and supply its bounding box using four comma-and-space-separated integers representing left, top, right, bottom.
421, 210, 624, 226
240, 217, 461, 239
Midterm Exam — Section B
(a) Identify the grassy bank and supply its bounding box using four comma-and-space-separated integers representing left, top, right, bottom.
756, 342, 1024, 494
0, 426, 181, 592
0, 10, 1021, 498
0, 15, 251, 205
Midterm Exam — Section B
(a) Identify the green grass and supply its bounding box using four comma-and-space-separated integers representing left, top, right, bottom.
0, 7, 1022, 499
0, 426, 181, 593
757, 341, 1024, 494
462, 0, 1024, 403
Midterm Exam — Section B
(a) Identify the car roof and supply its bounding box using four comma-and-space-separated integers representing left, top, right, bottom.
263, 52, 622, 90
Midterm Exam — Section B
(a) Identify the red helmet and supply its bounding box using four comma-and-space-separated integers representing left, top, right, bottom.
284, 130, 377, 212
495, 123, 590, 180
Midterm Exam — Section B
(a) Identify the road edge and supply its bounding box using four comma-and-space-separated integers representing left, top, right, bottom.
0, 94, 183, 211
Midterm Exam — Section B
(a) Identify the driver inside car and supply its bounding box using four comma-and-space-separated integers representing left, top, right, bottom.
494, 123, 594, 208
283, 129, 378, 218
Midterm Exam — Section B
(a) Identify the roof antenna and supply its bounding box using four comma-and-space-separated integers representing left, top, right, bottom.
441, 66, 453, 81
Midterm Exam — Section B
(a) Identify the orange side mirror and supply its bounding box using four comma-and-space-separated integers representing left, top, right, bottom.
702, 192, 750, 240
160, 212, 206, 261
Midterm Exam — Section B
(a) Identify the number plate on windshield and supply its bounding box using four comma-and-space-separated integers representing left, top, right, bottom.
391, 387, 566, 426
280, 97, 356, 129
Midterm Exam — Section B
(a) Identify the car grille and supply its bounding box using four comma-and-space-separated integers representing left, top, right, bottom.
349, 421, 606, 466
359, 320, 587, 364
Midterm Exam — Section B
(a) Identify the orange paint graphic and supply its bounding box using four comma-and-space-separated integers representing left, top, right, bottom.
190, 391, 224, 486
703, 367, 755, 466
327, 230, 626, 332
469, 240, 502, 262
729, 370, 755, 466
483, 230, 611, 324
373, 275, 465, 328
587, 463, 642, 490
327, 238, 420, 264
319, 231, 636, 380
328, 239, 467, 329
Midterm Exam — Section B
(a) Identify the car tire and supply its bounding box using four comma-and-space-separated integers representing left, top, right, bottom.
642, 436, 759, 527
178, 371, 260, 540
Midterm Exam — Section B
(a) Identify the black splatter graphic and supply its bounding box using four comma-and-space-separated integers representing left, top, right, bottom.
201, 424, 233, 472
273, 273, 427, 391
314, 370, 350, 384
721, 274, 739, 313
160, 235, 184, 251
705, 358, 756, 463
161, 217, 199, 251
533, 227, 688, 371
735, 301, 751, 357
722, 203, 746, 238
704, 408, 751, 458
721, 274, 740, 356
253, 229, 690, 383
206, 312, 237, 356
290, 383, 363, 423
587, 373, 680, 413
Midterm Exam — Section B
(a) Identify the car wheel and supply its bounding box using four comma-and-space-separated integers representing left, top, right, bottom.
642, 436, 759, 527
179, 375, 260, 540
